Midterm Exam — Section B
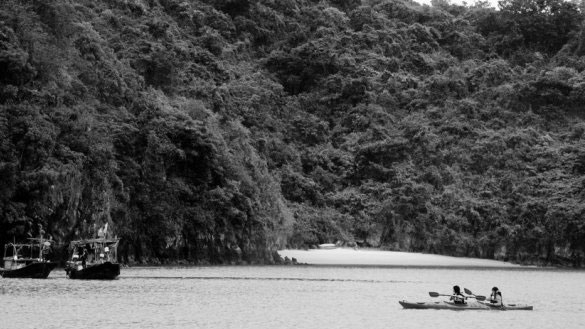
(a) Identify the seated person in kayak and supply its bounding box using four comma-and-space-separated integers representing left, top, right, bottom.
450, 285, 467, 304
490, 287, 502, 306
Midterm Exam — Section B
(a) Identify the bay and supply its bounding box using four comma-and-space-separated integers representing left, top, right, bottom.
1, 253, 583, 329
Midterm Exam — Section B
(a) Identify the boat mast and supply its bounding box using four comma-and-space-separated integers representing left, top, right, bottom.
39, 233, 43, 260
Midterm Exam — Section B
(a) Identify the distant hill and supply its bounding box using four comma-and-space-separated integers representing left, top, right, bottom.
1, 0, 584, 266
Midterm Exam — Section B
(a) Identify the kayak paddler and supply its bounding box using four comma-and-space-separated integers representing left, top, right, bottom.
450, 285, 467, 304
489, 287, 503, 306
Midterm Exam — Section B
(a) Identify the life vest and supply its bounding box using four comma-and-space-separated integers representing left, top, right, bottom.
490, 291, 502, 305
452, 293, 466, 304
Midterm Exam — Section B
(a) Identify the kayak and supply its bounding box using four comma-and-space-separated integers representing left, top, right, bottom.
399, 300, 533, 310
400, 300, 486, 310
478, 301, 533, 310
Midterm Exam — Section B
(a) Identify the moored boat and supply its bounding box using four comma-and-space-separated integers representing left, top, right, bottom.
399, 300, 533, 310
64, 238, 120, 280
0, 238, 57, 279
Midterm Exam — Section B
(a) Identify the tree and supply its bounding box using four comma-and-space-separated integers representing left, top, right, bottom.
497, 0, 583, 53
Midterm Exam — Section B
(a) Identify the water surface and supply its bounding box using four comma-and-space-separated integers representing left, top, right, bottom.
1, 265, 583, 329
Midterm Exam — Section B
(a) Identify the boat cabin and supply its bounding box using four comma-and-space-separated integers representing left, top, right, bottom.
67, 238, 119, 268
2, 239, 52, 270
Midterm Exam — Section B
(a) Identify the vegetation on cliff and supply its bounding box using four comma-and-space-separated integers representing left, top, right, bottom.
1, 0, 585, 266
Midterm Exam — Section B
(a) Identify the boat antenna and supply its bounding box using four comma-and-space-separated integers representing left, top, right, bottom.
39, 228, 42, 260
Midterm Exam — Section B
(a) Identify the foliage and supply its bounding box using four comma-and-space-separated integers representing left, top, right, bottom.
1, 0, 585, 266
470, 0, 583, 58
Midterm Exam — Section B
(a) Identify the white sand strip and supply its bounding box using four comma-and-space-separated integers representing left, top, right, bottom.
278, 248, 522, 267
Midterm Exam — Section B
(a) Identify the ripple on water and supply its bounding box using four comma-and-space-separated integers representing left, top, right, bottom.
0, 266, 583, 329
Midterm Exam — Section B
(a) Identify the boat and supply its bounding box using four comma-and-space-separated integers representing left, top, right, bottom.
399, 300, 533, 310
64, 238, 120, 280
0, 238, 57, 278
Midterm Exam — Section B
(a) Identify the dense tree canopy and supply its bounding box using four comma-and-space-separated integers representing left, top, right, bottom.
1, 0, 585, 266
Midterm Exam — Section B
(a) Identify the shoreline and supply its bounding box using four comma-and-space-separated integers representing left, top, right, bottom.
39, 248, 582, 270
277, 248, 533, 268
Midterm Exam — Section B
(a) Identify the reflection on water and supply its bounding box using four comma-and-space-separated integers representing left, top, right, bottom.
1, 266, 583, 329
120, 275, 415, 283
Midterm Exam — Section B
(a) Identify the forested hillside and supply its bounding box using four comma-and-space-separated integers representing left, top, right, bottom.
1, 0, 585, 266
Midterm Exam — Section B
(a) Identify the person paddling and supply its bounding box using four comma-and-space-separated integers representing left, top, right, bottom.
450, 285, 467, 304
490, 287, 503, 306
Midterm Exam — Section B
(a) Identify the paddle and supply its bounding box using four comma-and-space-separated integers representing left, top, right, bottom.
429, 292, 451, 298
429, 291, 486, 301
463, 288, 487, 301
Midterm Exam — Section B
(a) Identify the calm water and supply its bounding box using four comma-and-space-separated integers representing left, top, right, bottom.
1, 266, 584, 329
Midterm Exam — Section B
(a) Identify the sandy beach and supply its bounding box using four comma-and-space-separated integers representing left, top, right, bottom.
278, 248, 522, 267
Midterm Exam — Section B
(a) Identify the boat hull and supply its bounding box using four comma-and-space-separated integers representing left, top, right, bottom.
65, 262, 120, 280
0, 262, 58, 279
479, 301, 533, 310
399, 300, 533, 310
